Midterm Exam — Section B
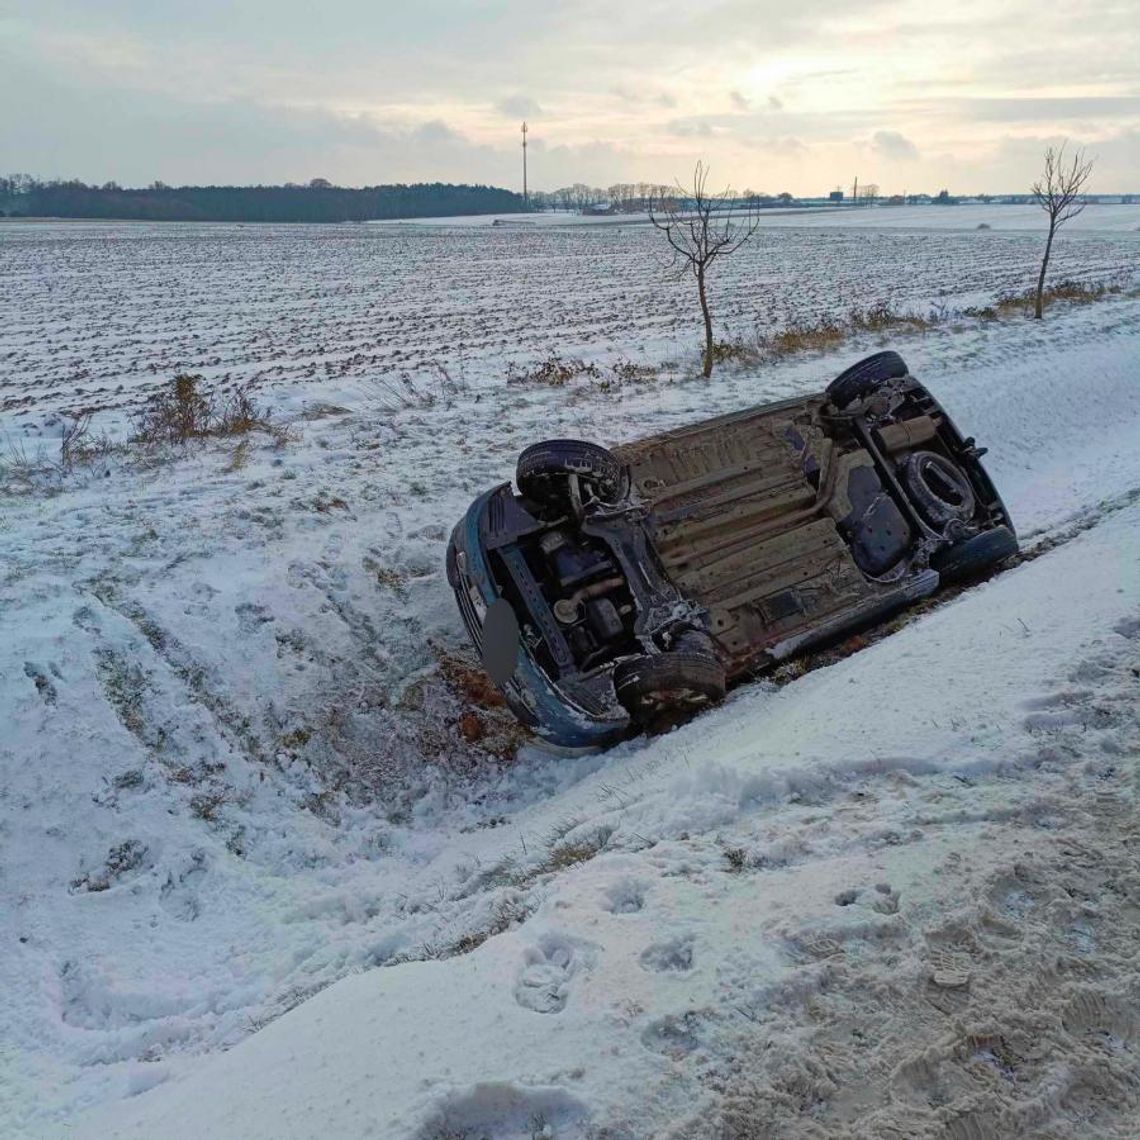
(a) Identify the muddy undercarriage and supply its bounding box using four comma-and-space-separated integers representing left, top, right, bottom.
448, 352, 1017, 747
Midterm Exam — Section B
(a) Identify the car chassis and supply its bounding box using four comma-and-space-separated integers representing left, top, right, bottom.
448, 352, 1017, 748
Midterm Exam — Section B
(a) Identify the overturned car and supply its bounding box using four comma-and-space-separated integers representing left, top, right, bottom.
447, 351, 1017, 748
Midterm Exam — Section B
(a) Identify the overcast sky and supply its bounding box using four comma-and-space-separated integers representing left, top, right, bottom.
3, 0, 1137, 194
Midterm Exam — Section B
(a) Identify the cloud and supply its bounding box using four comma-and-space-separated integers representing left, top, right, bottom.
665, 119, 714, 138
951, 128, 1138, 194
496, 94, 542, 119
4, 0, 1138, 195
609, 87, 677, 109
950, 96, 1140, 124
731, 91, 783, 113
871, 129, 919, 160
413, 119, 465, 144
769, 136, 808, 157
0, 54, 513, 186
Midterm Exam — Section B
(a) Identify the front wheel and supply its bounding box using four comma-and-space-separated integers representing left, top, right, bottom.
826, 351, 909, 410
516, 439, 623, 505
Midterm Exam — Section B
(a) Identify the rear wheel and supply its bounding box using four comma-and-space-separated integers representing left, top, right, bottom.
516, 439, 623, 505
826, 351, 909, 410
613, 649, 726, 723
932, 526, 1018, 583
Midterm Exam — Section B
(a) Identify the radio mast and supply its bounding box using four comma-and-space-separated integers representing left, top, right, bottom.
521, 121, 529, 208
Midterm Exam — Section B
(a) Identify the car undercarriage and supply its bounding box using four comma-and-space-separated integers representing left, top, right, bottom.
448, 351, 1017, 748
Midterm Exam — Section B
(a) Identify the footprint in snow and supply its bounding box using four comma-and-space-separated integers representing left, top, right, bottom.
1062, 989, 1138, 1050
640, 1011, 705, 1058
235, 602, 275, 634
72, 605, 102, 634
640, 933, 695, 973
834, 883, 900, 914
514, 934, 579, 1014
24, 662, 58, 705
601, 876, 646, 914
1112, 614, 1140, 640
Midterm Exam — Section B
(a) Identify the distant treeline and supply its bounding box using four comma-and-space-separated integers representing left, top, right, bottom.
0, 175, 526, 222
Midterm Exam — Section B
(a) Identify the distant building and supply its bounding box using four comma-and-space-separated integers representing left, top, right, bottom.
828, 190, 844, 202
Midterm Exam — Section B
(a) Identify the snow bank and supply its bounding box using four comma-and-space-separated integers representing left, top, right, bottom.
75, 504, 1140, 1139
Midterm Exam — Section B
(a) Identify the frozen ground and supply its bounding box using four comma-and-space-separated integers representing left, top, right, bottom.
3, 209, 1137, 428
0, 217, 1138, 1138
390, 203, 1140, 234
73, 501, 1140, 1140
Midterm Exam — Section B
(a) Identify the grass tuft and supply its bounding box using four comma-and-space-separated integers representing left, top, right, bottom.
130, 375, 275, 446
507, 353, 601, 388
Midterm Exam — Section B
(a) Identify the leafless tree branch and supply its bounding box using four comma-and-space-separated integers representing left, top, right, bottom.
649, 161, 761, 376
1031, 142, 1094, 319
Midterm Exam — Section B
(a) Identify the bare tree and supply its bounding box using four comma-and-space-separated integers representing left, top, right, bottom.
1031, 142, 1094, 319
649, 162, 760, 377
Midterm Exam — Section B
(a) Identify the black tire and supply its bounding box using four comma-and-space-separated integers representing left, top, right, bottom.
826, 351, 909, 410
516, 439, 623, 504
903, 450, 976, 528
932, 526, 1018, 583
613, 650, 726, 721
445, 539, 459, 588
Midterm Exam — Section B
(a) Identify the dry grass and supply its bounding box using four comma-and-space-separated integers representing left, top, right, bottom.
0, 432, 46, 486
747, 278, 1125, 366
3, 375, 296, 494
609, 357, 659, 385
982, 278, 1124, 319
389, 894, 537, 965
709, 338, 762, 366
434, 646, 507, 710
223, 439, 251, 472
59, 412, 96, 468
367, 363, 469, 412
215, 387, 271, 436
70, 838, 148, 893
130, 375, 274, 446
847, 303, 933, 334
543, 827, 613, 871
131, 374, 214, 444
506, 353, 601, 387
429, 644, 532, 760
758, 317, 846, 359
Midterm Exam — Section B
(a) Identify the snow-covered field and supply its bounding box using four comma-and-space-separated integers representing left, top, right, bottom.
3, 208, 1138, 426
390, 203, 1140, 234
1, 213, 1138, 1138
